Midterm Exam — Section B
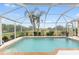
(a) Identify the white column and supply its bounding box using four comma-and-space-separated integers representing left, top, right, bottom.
66, 23, 68, 32
75, 21, 78, 36
0, 18, 2, 45
14, 22, 16, 39
55, 25, 57, 36
72, 22, 74, 36
77, 21, 79, 36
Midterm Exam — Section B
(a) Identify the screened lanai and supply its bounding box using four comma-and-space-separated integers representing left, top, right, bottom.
0, 3, 79, 45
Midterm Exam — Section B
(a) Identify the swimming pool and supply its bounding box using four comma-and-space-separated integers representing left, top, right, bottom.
1, 37, 79, 53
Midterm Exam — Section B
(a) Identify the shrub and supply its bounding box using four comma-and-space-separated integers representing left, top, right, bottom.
34, 32, 41, 36
46, 31, 54, 36
49, 31, 54, 36
34, 32, 37, 36
19, 32, 25, 37
61, 31, 66, 36
26, 32, 28, 36
2, 36, 9, 42
46, 32, 50, 36
10, 34, 15, 39
38, 32, 41, 36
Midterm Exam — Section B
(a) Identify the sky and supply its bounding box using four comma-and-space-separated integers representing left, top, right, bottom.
0, 3, 79, 28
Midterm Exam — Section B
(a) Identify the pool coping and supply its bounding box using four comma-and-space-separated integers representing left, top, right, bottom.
23, 36, 67, 38
0, 36, 79, 55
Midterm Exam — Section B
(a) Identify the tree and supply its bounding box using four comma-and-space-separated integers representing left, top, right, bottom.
27, 10, 43, 36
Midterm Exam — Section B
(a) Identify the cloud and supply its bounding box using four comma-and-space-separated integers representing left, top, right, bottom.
4, 4, 10, 7
3, 4, 16, 7
75, 13, 79, 18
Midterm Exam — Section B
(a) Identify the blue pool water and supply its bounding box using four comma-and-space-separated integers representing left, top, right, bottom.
2, 37, 79, 52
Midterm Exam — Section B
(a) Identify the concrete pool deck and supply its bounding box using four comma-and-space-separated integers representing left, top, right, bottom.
0, 36, 79, 55
68, 36, 79, 41
0, 48, 79, 55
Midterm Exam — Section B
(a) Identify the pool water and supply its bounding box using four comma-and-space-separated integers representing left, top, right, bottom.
2, 37, 79, 52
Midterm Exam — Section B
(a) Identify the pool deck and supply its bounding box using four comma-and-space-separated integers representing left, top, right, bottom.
0, 36, 79, 55
0, 48, 79, 55
57, 49, 79, 55
68, 36, 79, 41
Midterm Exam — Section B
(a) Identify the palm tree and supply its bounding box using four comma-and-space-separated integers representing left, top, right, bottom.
28, 10, 42, 36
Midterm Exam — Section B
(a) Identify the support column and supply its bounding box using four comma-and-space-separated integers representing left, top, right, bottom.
66, 23, 68, 36
67, 23, 70, 36
69, 23, 73, 36
75, 21, 78, 36
0, 18, 2, 45
14, 22, 16, 39
77, 20, 79, 36
55, 24, 57, 36
72, 22, 74, 36
67, 23, 72, 36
